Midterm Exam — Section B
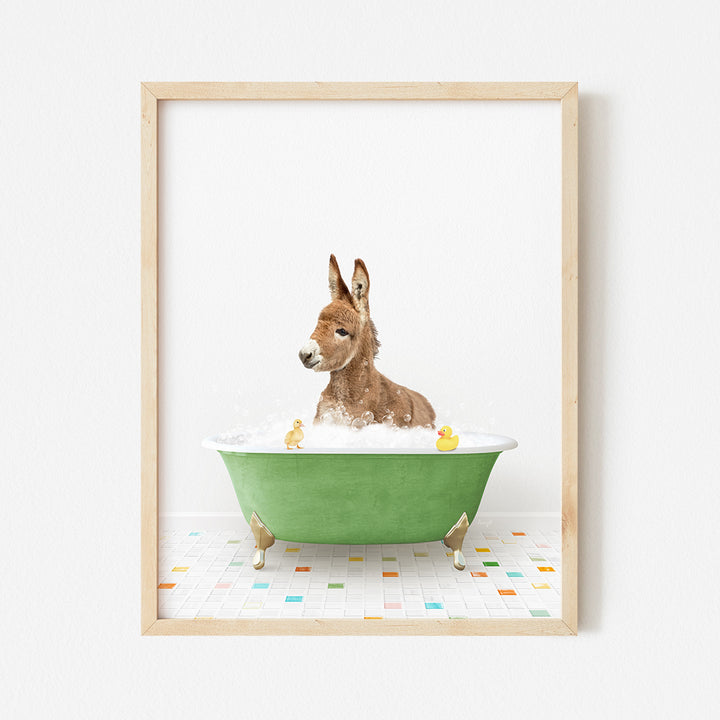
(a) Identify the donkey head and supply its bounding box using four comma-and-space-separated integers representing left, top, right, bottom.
299, 254, 379, 372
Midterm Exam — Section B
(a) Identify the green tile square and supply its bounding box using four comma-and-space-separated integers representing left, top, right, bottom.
382, 557, 397, 562
328, 583, 344, 589
530, 609, 551, 617
229, 561, 244, 567
483, 561, 500, 567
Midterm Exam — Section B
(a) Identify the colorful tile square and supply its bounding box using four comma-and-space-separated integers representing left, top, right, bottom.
295, 567, 311, 572
285, 596, 303, 603
383, 572, 399, 578
530, 609, 551, 617
483, 561, 500, 567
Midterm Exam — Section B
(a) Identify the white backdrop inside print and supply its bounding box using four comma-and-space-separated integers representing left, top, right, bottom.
158, 99, 562, 515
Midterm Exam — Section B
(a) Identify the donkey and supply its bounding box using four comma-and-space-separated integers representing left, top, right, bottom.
298, 254, 435, 428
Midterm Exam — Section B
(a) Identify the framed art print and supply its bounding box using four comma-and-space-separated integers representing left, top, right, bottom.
141, 82, 578, 636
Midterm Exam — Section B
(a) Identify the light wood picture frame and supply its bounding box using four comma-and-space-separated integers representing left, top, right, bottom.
141, 82, 578, 636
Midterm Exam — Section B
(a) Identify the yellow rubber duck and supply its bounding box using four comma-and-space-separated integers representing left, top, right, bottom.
284, 419, 305, 449
436, 425, 459, 451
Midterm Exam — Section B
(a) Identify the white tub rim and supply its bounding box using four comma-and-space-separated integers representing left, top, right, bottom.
201, 432, 518, 455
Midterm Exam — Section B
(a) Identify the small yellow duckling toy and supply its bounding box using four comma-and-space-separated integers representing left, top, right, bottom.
284, 419, 305, 449
436, 425, 459, 452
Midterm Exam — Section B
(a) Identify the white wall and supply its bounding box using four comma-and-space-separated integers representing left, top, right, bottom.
2, 1, 719, 718
159, 99, 561, 514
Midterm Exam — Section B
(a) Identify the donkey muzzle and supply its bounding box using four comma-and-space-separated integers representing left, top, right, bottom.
299, 339, 322, 369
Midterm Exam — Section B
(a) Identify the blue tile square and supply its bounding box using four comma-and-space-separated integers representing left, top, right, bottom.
507, 571, 524, 577
285, 595, 303, 603
425, 602, 444, 610
252, 582, 269, 589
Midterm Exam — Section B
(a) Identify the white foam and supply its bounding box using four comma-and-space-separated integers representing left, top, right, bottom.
203, 407, 517, 454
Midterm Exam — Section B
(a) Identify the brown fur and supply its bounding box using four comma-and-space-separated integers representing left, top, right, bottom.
299, 255, 435, 428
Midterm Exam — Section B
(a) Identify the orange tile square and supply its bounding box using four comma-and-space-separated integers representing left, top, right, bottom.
382, 572, 399, 577
538, 566, 555, 572
471, 571, 488, 578
512, 532, 526, 536
475, 548, 491, 553
364, 616, 383, 620
498, 589, 517, 596
295, 567, 311, 572
158, 583, 176, 589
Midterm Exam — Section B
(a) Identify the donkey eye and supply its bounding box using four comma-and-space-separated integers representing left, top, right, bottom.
336, 328, 349, 337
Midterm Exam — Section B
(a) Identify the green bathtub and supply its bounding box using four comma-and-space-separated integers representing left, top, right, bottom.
203, 434, 517, 570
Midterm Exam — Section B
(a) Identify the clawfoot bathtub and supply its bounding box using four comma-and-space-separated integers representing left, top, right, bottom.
202, 434, 517, 571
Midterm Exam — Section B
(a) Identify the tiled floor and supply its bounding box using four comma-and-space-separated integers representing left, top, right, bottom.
158, 519, 561, 620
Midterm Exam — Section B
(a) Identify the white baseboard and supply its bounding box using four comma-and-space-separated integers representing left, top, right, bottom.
159, 511, 560, 532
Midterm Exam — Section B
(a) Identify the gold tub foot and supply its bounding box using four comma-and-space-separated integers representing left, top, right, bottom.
250, 512, 275, 570
443, 512, 470, 571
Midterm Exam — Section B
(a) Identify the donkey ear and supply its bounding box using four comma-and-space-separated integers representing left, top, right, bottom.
351, 258, 370, 318
328, 253, 351, 301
